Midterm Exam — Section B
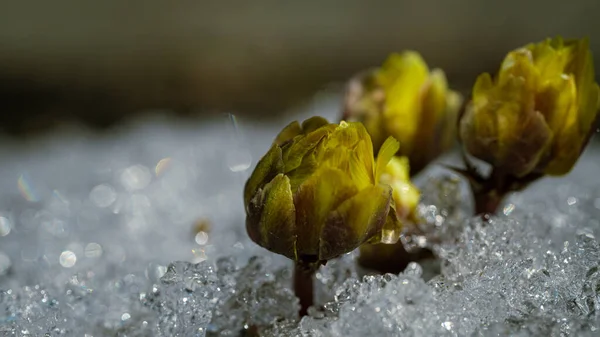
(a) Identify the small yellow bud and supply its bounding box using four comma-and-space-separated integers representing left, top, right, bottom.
378, 156, 420, 224
343, 51, 463, 174
460, 37, 600, 177
244, 117, 404, 265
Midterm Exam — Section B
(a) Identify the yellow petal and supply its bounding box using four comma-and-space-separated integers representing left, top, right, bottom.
348, 122, 375, 178
243, 145, 283, 207
411, 69, 456, 173
379, 52, 429, 152
473, 73, 494, 98
422, 69, 448, 126
349, 139, 376, 190
294, 168, 358, 261
375, 136, 400, 182
391, 180, 421, 220
319, 184, 392, 261
438, 90, 463, 155
537, 74, 577, 138
321, 122, 374, 179
541, 38, 599, 175
381, 156, 410, 183
569, 38, 600, 138
498, 49, 540, 91
246, 173, 298, 261
380, 157, 420, 219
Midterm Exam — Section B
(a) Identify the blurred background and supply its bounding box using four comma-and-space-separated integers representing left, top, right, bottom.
1, 0, 599, 135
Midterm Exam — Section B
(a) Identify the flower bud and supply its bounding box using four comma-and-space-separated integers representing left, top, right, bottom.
244, 117, 403, 265
343, 51, 463, 174
459, 37, 600, 178
378, 156, 420, 222
357, 154, 422, 273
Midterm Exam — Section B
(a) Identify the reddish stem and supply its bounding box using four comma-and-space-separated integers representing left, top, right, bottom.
293, 263, 314, 317
473, 189, 504, 217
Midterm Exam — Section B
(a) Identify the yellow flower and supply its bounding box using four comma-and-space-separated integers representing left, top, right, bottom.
244, 116, 402, 265
459, 37, 600, 177
343, 51, 463, 174
357, 155, 421, 273
379, 156, 420, 222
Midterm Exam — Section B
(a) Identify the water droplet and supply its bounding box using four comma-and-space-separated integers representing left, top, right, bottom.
121, 313, 131, 321
503, 203, 515, 216
120, 165, 152, 191
145, 263, 167, 281
567, 196, 577, 206
380, 229, 400, 244
594, 198, 600, 210
0, 216, 11, 236
441, 321, 454, 331
59, 250, 77, 268
84, 243, 103, 258
195, 231, 209, 245
89, 184, 117, 208
191, 248, 207, 263
155, 157, 172, 177
17, 173, 40, 202
0, 252, 11, 275
226, 149, 252, 172
405, 262, 423, 276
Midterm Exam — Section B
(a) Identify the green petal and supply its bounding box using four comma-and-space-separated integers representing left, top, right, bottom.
294, 168, 358, 261
543, 38, 600, 175
496, 98, 553, 177
318, 184, 392, 261
274, 121, 302, 146
301, 116, 330, 134
282, 125, 333, 173
243, 145, 283, 207
459, 102, 494, 164
246, 173, 297, 261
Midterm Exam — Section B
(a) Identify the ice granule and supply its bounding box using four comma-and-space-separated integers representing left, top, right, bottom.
1, 93, 600, 336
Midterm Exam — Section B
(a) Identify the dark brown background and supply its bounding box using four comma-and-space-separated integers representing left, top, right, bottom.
1, 1, 598, 134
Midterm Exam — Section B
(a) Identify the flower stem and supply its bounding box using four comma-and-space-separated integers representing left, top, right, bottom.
293, 262, 314, 317
473, 189, 504, 216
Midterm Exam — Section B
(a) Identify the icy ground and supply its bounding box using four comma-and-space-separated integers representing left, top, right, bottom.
1, 94, 600, 336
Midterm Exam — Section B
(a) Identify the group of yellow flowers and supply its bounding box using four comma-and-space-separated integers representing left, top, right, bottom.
244, 37, 600, 269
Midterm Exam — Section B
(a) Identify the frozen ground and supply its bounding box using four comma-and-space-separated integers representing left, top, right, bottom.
1, 93, 600, 336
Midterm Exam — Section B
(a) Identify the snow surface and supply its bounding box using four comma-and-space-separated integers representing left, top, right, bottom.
1, 94, 600, 336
